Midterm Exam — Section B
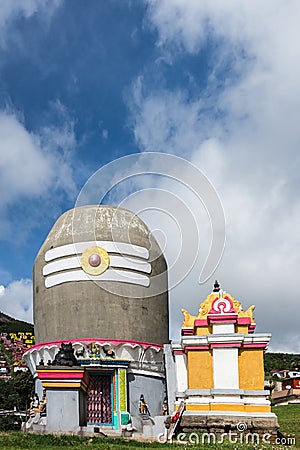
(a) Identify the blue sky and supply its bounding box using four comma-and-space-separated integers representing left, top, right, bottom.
0, 1, 299, 352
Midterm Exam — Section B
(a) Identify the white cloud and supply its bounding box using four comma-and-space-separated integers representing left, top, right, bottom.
0, 111, 76, 206
0, 279, 33, 323
0, 106, 77, 244
0, 112, 53, 204
0, 0, 62, 47
130, 79, 210, 155
124, 1, 300, 352
146, 0, 300, 58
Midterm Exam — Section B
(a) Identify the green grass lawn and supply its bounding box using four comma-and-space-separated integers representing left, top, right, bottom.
273, 403, 300, 447
0, 434, 282, 450
0, 404, 298, 450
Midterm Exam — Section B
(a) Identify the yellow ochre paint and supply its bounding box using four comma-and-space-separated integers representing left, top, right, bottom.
187, 350, 213, 389
186, 404, 270, 413
238, 349, 264, 390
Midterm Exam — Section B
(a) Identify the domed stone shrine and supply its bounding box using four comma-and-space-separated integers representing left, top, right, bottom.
24, 207, 278, 439
33, 205, 168, 344
25, 205, 168, 434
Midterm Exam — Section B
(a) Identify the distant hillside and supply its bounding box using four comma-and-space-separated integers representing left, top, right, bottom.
264, 352, 300, 375
0, 311, 34, 334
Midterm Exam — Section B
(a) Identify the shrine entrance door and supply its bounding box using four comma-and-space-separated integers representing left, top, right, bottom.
86, 373, 113, 425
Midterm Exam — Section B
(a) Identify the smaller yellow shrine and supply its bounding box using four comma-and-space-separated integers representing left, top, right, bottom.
170, 281, 278, 434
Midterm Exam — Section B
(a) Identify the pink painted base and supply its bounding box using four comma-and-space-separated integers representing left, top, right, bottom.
38, 371, 84, 379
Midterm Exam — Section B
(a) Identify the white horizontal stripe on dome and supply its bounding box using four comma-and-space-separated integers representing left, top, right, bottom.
45, 241, 149, 262
43, 255, 151, 276
45, 268, 150, 288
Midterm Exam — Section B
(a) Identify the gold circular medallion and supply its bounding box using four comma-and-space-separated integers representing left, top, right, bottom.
81, 246, 110, 276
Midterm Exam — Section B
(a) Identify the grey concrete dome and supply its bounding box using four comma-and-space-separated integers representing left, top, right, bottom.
33, 205, 169, 345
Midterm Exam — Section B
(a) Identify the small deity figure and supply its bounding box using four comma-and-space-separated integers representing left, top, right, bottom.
32, 393, 39, 408
28, 393, 40, 417
27, 390, 47, 421
39, 389, 47, 417
103, 346, 115, 358
88, 342, 101, 358
162, 398, 168, 416
75, 346, 85, 358
139, 394, 150, 416
52, 342, 78, 366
